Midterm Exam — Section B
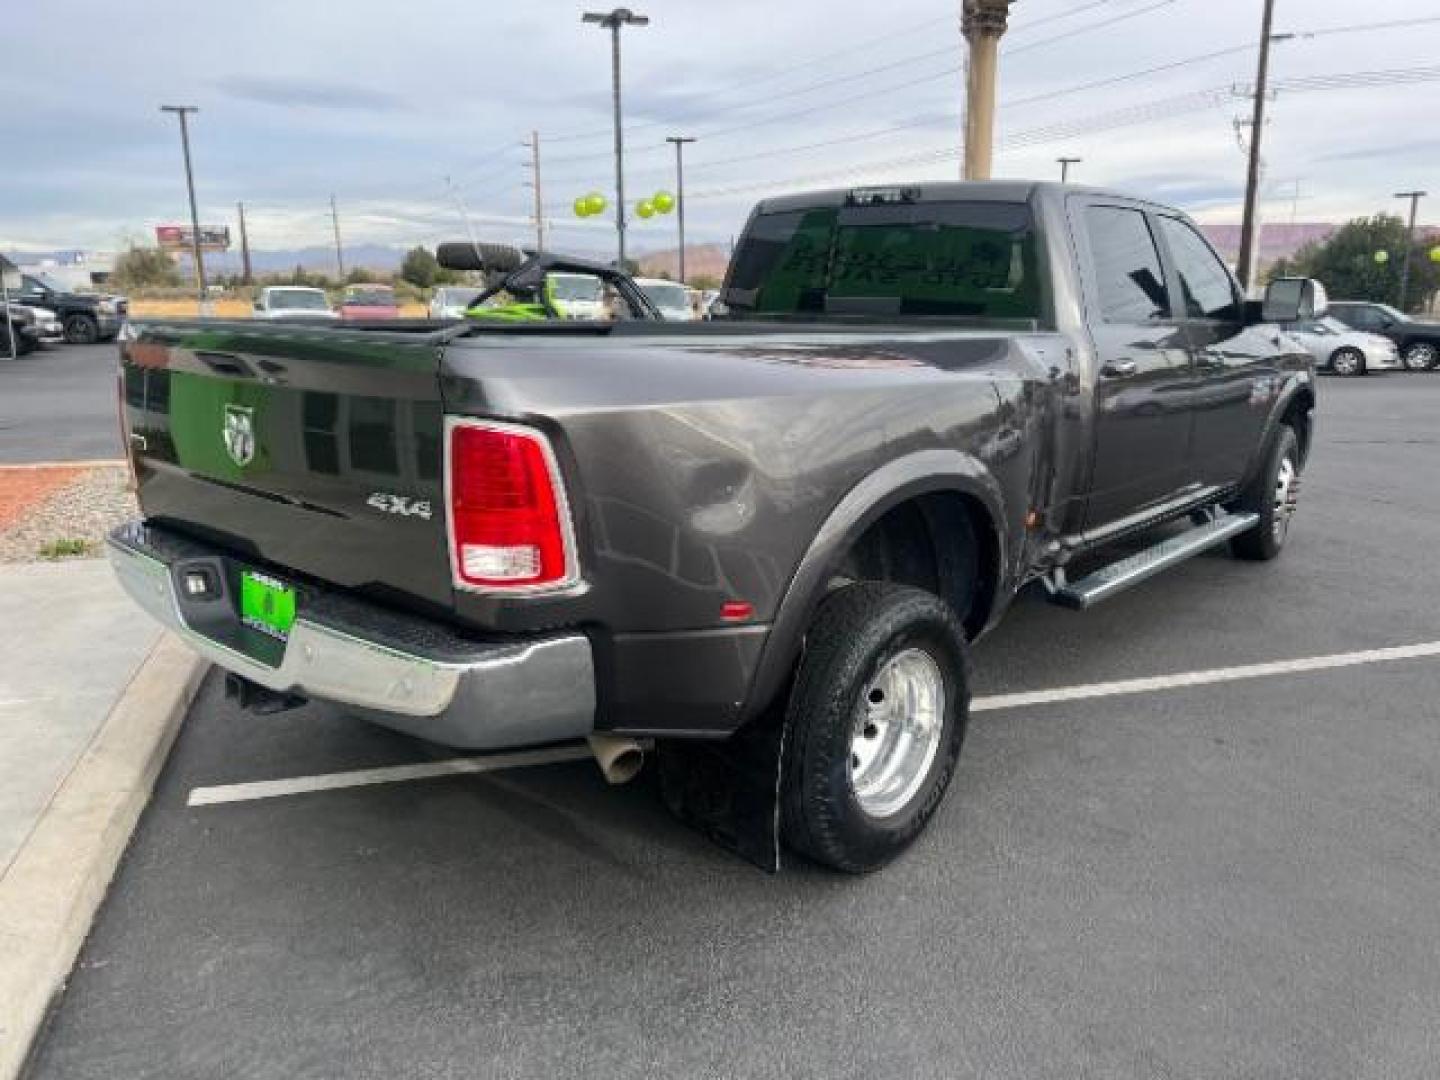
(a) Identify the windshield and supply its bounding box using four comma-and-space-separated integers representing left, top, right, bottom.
550, 274, 603, 303
268, 289, 329, 310
27, 273, 67, 293
1374, 304, 1406, 322
725, 199, 1042, 323
344, 287, 395, 306
640, 282, 689, 310
436, 287, 480, 306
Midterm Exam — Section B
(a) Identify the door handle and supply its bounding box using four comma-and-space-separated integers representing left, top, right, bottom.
1101, 359, 1138, 378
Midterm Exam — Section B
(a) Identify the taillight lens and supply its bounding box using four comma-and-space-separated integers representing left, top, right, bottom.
446, 420, 576, 591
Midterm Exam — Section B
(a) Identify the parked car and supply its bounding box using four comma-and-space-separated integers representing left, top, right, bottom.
548, 273, 606, 320
108, 181, 1320, 873
12, 273, 127, 344
2, 302, 64, 355
634, 277, 698, 321
339, 283, 399, 320
1282, 315, 1400, 376
1327, 300, 1440, 371
253, 286, 337, 320
428, 286, 481, 320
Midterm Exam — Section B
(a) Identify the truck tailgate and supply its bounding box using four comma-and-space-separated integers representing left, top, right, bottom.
121, 322, 453, 610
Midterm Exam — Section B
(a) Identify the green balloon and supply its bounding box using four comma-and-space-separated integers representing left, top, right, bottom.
1374, 250, 1390, 265
652, 190, 675, 214
573, 196, 591, 218
636, 199, 655, 220
584, 192, 607, 216
1429, 246, 1440, 265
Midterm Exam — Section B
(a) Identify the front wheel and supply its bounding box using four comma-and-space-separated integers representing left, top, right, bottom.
781, 582, 970, 873
1230, 424, 1300, 562
1329, 347, 1365, 377
63, 313, 99, 345
1402, 342, 1437, 371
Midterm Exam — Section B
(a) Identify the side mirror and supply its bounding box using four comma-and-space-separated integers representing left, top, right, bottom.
1262, 277, 1328, 323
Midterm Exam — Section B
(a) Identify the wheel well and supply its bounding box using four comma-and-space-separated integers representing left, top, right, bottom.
1281, 388, 1314, 465
835, 491, 998, 638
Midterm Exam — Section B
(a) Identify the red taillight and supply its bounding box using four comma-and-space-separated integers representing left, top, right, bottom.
446, 420, 576, 591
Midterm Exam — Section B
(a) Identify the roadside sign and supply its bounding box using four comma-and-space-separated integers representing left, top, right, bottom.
155, 225, 232, 253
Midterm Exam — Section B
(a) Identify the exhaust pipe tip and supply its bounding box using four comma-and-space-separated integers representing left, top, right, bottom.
587, 734, 646, 785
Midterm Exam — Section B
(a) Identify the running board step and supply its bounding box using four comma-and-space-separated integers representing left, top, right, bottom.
1050, 511, 1260, 610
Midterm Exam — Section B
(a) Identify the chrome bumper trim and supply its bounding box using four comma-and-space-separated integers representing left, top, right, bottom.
106, 531, 596, 749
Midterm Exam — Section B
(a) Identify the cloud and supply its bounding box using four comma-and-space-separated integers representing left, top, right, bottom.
215, 76, 409, 112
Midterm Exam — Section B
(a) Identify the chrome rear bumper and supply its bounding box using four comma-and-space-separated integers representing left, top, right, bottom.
106, 522, 595, 750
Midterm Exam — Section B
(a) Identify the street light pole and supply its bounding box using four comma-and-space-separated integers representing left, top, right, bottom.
1057, 157, 1081, 182
583, 8, 649, 268
1395, 190, 1427, 313
666, 136, 695, 282
160, 105, 206, 306
961, 0, 1015, 180
1235, 0, 1277, 293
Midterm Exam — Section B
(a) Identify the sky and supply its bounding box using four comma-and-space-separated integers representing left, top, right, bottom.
3, 0, 1438, 258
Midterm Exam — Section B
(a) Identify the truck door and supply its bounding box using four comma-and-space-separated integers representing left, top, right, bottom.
1076, 202, 1194, 528
1152, 214, 1277, 489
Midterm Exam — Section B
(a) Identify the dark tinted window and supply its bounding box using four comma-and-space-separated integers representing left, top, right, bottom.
725, 200, 1042, 322
1156, 216, 1240, 320
1084, 206, 1170, 323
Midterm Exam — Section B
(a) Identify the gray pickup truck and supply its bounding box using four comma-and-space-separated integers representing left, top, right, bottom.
109, 181, 1323, 872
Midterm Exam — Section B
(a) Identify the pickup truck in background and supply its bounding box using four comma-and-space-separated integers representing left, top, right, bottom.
14, 272, 127, 344
108, 181, 1321, 872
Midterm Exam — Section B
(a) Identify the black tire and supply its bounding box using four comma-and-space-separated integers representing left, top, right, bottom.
63, 313, 99, 345
2, 322, 35, 357
1230, 424, 1300, 562
1328, 347, 1365, 377
781, 582, 970, 873
1402, 342, 1438, 371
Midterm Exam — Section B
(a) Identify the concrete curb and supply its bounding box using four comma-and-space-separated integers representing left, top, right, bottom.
0, 634, 206, 1079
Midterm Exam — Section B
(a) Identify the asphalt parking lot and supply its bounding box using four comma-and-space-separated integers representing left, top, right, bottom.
0, 343, 122, 463
27, 375, 1440, 1079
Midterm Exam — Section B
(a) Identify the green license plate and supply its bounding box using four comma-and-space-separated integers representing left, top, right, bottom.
240, 570, 297, 641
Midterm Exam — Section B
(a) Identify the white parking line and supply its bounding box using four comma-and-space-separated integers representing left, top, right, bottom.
185, 640, 1440, 808
186, 744, 594, 807
970, 641, 1440, 713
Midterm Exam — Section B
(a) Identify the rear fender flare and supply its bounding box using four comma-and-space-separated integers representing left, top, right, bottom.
741, 449, 1008, 724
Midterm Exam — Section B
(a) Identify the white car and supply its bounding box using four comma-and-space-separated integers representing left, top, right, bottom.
1283, 316, 1400, 377
548, 273, 606, 320
253, 286, 337, 320
429, 286, 481, 320
634, 277, 697, 321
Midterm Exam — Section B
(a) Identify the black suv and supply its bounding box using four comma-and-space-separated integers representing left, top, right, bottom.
1328, 301, 1440, 371
12, 273, 127, 344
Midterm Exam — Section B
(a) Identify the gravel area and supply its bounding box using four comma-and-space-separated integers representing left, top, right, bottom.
0, 466, 135, 563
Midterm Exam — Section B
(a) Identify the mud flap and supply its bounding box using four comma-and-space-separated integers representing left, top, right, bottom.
656, 713, 789, 873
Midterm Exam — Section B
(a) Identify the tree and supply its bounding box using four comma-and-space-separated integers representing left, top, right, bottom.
110, 245, 181, 290
1280, 214, 1440, 311
689, 273, 721, 291
400, 245, 441, 288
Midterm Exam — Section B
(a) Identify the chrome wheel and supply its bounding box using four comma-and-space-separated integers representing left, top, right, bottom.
1272, 454, 1299, 542
848, 647, 945, 819
1330, 348, 1363, 377
1403, 343, 1437, 371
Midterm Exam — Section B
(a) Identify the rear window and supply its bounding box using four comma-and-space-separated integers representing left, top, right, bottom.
724, 200, 1042, 323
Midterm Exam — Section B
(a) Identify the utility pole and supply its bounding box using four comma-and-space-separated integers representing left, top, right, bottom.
160, 105, 207, 305
583, 7, 649, 267
666, 136, 696, 282
1236, 0, 1277, 293
525, 131, 546, 251
1057, 157, 1081, 183
1395, 190, 1427, 313
237, 201, 253, 285
329, 194, 345, 280
961, 0, 1014, 180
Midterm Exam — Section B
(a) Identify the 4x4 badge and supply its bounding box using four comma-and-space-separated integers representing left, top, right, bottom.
223, 404, 256, 467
